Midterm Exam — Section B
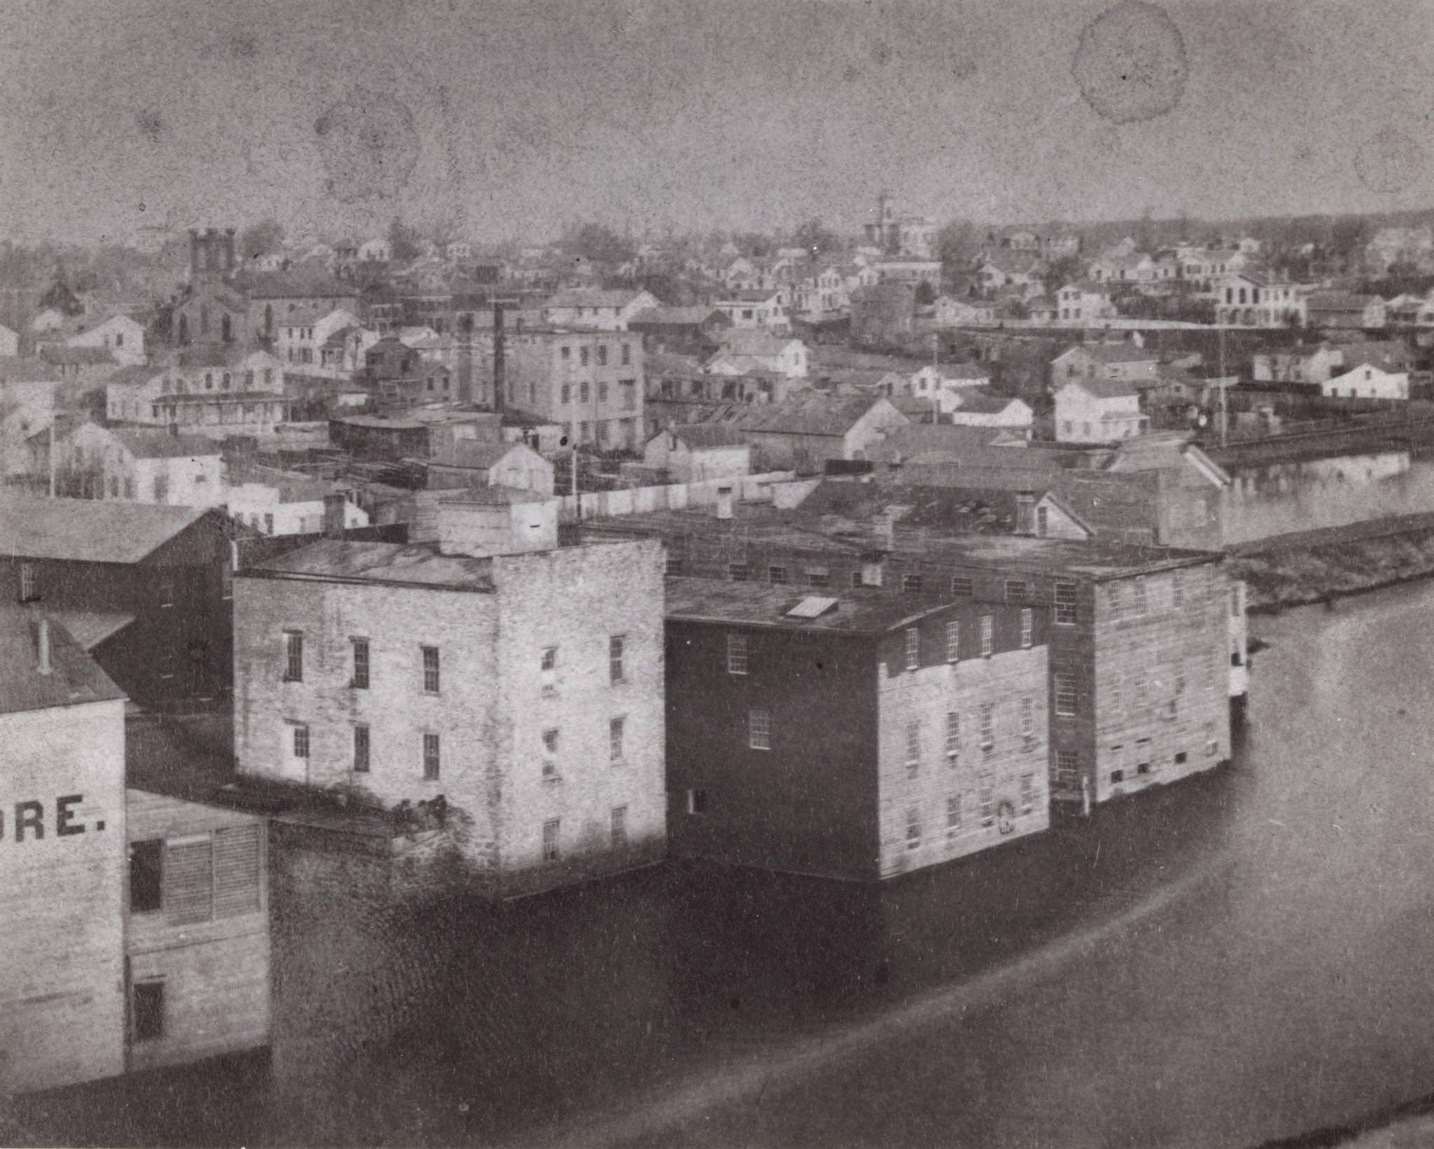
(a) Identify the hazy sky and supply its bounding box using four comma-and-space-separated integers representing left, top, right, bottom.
3, 0, 1434, 246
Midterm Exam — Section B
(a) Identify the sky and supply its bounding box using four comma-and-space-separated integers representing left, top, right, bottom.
3, 0, 1434, 247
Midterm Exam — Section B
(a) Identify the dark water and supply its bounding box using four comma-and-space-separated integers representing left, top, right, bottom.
17, 582, 1434, 1147
1225, 449, 1434, 543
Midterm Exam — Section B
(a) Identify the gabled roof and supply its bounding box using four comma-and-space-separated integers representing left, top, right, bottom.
241, 268, 355, 300
1057, 342, 1158, 365
717, 328, 799, 356
246, 540, 495, 589
1059, 376, 1141, 400
0, 356, 62, 383
954, 390, 1027, 414
706, 395, 896, 437
40, 345, 117, 365
716, 288, 783, 303
1307, 291, 1381, 310
104, 364, 162, 388
0, 496, 209, 563
628, 306, 725, 327
432, 440, 535, 470
651, 424, 750, 450
0, 609, 126, 716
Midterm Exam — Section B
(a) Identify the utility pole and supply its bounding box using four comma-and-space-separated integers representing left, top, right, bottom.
931, 332, 940, 425
1218, 323, 1229, 448
48, 418, 55, 498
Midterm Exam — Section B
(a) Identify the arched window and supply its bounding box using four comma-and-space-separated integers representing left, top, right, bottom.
177, 313, 189, 345
264, 303, 274, 339
200, 304, 210, 335
222, 313, 232, 343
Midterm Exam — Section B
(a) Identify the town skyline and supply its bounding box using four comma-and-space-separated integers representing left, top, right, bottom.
3, 0, 1434, 247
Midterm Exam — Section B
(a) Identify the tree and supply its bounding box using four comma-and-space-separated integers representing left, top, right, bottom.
914, 279, 936, 305
1042, 255, 1083, 296
239, 219, 286, 260
559, 222, 635, 268
387, 216, 423, 262
39, 272, 82, 316
793, 218, 840, 257
937, 220, 981, 279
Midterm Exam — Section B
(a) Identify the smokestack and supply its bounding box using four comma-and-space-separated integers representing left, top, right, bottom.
716, 484, 734, 520
37, 618, 51, 675
492, 301, 506, 414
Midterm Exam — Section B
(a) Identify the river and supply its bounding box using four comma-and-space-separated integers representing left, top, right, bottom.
15, 582, 1434, 1147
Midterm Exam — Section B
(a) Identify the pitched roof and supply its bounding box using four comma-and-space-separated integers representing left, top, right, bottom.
107, 428, 221, 459
240, 268, 355, 299
717, 328, 798, 355
0, 356, 62, 383
708, 395, 894, 437
433, 440, 530, 470
545, 288, 646, 309
0, 608, 126, 715
651, 424, 750, 449
41, 345, 118, 365
629, 306, 724, 327
954, 390, 1026, 414
665, 577, 956, 635
0, 496, 209, 563
1061, 376, 1141, 399
1307, 291, 1380, 310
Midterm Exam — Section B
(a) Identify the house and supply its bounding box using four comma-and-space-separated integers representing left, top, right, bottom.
0, 497, 232, 706
244, 268, 360, 345
226, 463, 370, 536
505, 327, 644, 450
276, 306, 362, 369
56, 424, 225, 508
28, 307, 70, 334
933, 296, 997, 326
541, 288, 660, 332
1251, 343, 1345, 385
892, 363, 993, 415
1055, 283, 1118, 324
0, 608, 128, 1093
0, 322, 17, 357
863, 194, 939, 259
1306, 292, 1386, 331
706, 329, 809, 379
232, 507, 667, 897
1322, 360, 1409, 400
357, 236, 392, 263
1050, 342, 1161, 386
126, 350, 291, 440
1053, 378, 1149, 443
65, 313, 146, 366
664, 580, 1051, 880
424, 439, 556, 496
700, 395, 908, 472
445, 241, 473, 262
712, 289, 789, 333
627, 306, 731, 354
642, 425, 752, 482
947, 390, 1035, 430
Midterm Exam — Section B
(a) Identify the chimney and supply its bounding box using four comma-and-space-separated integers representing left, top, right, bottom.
492, 301, 506, 415
36, 618, 51, 675
224, 227, 237, 272
715, 484, 734, 520
188, 228, 200, 277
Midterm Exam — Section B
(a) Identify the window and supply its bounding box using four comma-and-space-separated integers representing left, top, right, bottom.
353, 725, 370, 773
1109, 674, 1123, 713
541, 646, 558, 673
905, 627, 920, 670
979, 614, 993, 657
351, 638, 370, 688
687, 788, 708, 815
561, 383, 571, 404
945, 620, 960, 662
946, 711, 960, 759
597, 345, 609, 367
132, 981, 165, 1043
979, 702, 995, 751
1055, 672, 1078, 716
1135, 737, 1152, 775
1005, 578, 1026, 602
1174, 750, 1188, 765
748, 708, 771, 750
1020, 697, 1036, 744
1054, 581, 1077, 625
946, 794, 962, 832
264, 513, 274, 535
421, 645, 440, 693
598, 381, 609, 403
19, 562, 37, 602
905, 721, 921, 776
850, 571, 865, 589
292, 724, 310, 759
543, 819, 561, 862
610, 716, 626, 763
622, 343, 632, 366
609, 635, 626, 683
1132, 577, 1148, 616
1171, 572, 1185, 610
805, 567, 830, 589
129, 840, 163, 913
1111, 768, 1125, 784
728, 562, 750, 582
423, 733, 441, 780
768, 565, 788, 585
727, 632, 749, 675
906, 807, 922, 850
1019, 608, 1033, 648
580, 347, 590, 368
1134, 670, 1149, 706
561, 345, 571, 360
979, 777, 995, 826
1056, 750, 1080, 783
951, 576, 973, 597
1020, 774, 1036, 814
610, 806, 628, 848
902, 574, 924, 593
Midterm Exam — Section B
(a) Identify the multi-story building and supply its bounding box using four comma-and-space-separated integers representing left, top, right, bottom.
56, 424, 225, 508
232, 497, 666, 897
0, 496, 233, 707
505, 327, 645, 450
585, 504, 1241, 814
0, 610, 128, 1093
665, 580, 1050, 880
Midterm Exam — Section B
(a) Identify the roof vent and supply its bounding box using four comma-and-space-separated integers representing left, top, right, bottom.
786, 596, 838, 619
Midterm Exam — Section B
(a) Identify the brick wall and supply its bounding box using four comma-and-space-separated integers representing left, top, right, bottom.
0, 699, 127, 1093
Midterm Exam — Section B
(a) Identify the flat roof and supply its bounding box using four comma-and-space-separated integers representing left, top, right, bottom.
243, 540, 495, 590
665, 577, 955, 634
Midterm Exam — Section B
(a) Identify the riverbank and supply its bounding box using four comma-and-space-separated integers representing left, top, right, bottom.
1228, 510, 1434, 612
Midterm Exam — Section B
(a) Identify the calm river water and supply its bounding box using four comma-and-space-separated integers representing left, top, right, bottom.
16, 581, 1434, 1148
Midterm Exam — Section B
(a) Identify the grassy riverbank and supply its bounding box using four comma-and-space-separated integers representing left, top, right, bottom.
1228, 512, 1434, 613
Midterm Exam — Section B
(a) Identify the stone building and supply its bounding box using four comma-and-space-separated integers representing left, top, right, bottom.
504, 327, 645, 450
665, 580, 1050, 880
232, 498, 666, 897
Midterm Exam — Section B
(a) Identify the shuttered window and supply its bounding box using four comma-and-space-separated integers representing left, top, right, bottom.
214, 825, 262, 918
165, 837, 213, 925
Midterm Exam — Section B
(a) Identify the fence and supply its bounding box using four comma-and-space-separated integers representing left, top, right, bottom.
554, 471, 798, 521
